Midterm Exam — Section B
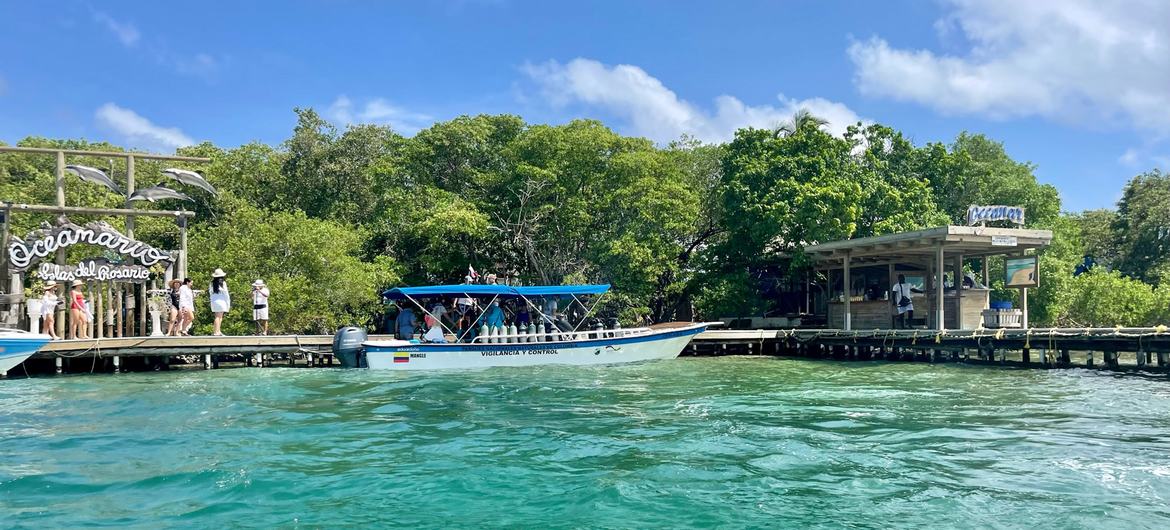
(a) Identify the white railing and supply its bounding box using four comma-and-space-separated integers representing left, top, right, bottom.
467, 326, 653, 344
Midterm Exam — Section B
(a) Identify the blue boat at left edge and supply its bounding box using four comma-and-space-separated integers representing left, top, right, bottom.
0, 330, 51, 374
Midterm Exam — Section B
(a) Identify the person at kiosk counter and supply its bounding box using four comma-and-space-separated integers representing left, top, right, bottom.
891, 274, 924, 329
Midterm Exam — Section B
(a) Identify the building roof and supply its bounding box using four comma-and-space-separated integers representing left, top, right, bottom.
803, 225, 1053, 267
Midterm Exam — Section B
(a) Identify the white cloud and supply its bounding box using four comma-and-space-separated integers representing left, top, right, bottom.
92, 11, 140, 47
848, 0, 1170, 134
174, 53, 219, 78
94, 103, 194, 152
1119, 148, 1140, 166
522, 58, 864, 143
326, 96, 434, 134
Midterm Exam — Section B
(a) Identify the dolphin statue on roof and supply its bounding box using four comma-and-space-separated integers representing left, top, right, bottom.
65, 165, 124, 195
128, 185, 193, 203
162, 168, 216, 195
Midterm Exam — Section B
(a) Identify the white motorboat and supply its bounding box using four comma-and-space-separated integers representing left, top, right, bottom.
0, 329, 51, 374
361, 284, 709, 370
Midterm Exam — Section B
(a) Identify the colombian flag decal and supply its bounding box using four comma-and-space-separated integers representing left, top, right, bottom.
393, 352, 410, 363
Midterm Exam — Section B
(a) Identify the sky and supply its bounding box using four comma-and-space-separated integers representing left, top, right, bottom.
2, 0, 1168, 212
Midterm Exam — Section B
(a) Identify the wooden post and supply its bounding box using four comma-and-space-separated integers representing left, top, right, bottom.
95, 283, 104, 339
982, 256, 989, 289
1, 205, 9, 299
115, 284, 123, 338
1105, 350, 1118, 369
843, 251, 852, 331
954, 254, 963, 329
178, 216, 188, 278
1021, 346, 1030, 365
1060, 348, 1071, 366
935, 243, 945, 330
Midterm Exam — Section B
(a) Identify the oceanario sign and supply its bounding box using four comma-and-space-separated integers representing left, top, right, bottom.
967, 205, 1025, 226
37, 258, 151, 283
7, 218, 172, 271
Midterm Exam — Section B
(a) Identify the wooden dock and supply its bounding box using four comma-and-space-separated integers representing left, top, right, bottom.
7, 327, 1170, 375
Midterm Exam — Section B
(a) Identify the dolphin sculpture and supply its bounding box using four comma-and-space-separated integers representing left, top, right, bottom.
128, 185, 193, 203
162, 168, 217, 195
65, 165, 124, 195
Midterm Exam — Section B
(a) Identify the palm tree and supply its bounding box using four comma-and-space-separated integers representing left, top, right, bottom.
773, 108, 829, 137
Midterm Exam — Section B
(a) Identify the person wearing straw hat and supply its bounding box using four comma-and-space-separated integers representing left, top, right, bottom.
68, 279, 90, 340
209, 268, 231, 336
251, 279, 270, 335
41, 280, 60, 339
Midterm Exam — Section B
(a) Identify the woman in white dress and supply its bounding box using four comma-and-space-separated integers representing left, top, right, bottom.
178, 278, 196, 336
41, 281, 59, 339
209, 268, 231, 336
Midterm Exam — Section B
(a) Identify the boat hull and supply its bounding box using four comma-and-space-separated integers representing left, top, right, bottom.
0, 333, 52, 374
363, 324, 706, 370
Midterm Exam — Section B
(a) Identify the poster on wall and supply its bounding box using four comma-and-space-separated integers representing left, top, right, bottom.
1004, 256, 1039, 288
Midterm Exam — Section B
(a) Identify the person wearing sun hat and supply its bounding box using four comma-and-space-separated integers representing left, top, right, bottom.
251, 279, 270, 335
40, 280, 60, 339
209, 268, 231, 336
68, 279, 90, 340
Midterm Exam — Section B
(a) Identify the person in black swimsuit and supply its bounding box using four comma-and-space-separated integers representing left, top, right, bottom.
165, 279, 183, 336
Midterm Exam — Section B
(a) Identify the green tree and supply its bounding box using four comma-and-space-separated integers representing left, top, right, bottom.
1113, 169, 1170, 283
188, 200, 399, 335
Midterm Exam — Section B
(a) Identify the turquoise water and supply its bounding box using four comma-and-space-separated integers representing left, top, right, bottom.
2, 358, 1169, 529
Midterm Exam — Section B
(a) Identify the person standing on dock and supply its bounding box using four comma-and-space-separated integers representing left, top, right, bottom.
251, 280, 270, 336
178, 278, 195, 336
891, 274, 923, 329
209, 269, 231, 336
68, 280, 91, 340
166, 279, 182, 336
41, 281, 59, 339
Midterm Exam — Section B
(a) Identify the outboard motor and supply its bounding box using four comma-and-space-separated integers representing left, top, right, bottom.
333, 326, 368, 368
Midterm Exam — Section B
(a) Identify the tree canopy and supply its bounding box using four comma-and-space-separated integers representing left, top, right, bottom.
5, 107, 1159, 331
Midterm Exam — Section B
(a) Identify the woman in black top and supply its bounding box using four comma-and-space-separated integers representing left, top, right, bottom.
166, 279, 182, 336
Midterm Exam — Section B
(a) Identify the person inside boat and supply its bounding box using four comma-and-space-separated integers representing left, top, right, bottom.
395, 306, 417, 339
423, 320, 447, 343
455, 312, 476, 343
483, 301, 505, 329
515, 304, 531, 328
541, 296, 559, 323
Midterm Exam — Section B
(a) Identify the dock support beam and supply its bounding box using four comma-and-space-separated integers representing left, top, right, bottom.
843, 250, 852, 331
935, 244, 945, 330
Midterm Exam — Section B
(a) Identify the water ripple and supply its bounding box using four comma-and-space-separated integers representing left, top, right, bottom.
1, 358, 1169, 528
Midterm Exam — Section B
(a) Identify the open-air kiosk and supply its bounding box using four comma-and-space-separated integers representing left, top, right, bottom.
803, 207, 1052, 331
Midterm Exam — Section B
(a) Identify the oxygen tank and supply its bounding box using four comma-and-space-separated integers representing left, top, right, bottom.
528, 323, 537, 342
508, 324, 518, 343
479, 323, 489, 343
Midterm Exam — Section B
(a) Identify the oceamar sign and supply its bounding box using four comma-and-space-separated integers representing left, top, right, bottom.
966, 205, 1025, 226
37, 259, 151, 283
7, 219, 172, 270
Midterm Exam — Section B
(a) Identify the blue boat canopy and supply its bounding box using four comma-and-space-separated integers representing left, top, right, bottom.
382, 284, 609, 300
